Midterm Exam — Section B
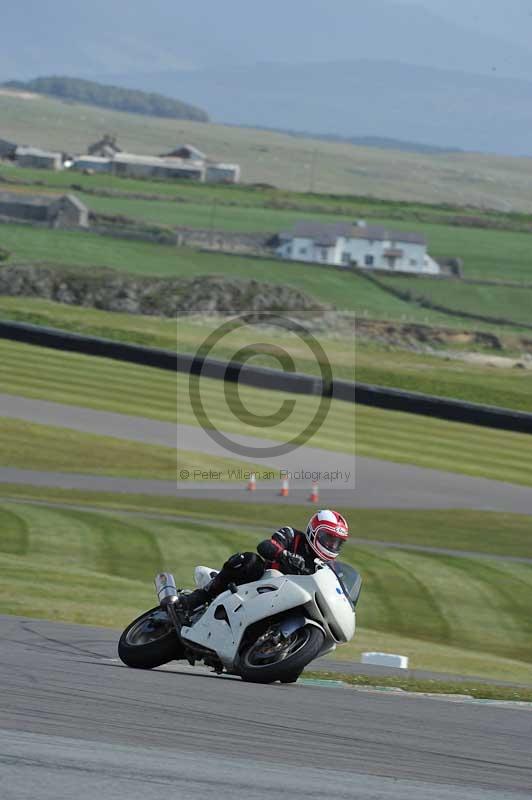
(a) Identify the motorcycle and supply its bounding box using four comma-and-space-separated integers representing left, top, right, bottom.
118, 559, 362, 684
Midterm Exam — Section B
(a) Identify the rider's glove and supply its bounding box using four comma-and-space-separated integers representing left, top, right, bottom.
281, 551, 306, 574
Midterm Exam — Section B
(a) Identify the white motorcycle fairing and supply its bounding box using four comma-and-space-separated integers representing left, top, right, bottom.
181, 565, 356, 671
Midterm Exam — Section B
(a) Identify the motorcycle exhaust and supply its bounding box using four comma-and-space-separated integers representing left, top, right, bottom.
155, 572, 178, 607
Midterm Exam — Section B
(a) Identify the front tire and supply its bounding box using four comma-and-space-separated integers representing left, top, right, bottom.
238, 624, 324, 684
118, 606, 184, 669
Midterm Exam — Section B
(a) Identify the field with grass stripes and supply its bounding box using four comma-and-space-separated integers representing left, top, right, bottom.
1, 499, 530, 683
2, 339, 532, 486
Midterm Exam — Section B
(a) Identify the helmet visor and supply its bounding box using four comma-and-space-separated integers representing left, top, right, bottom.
316, 530, 344, 555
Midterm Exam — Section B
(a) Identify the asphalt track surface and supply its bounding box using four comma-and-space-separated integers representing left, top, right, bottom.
1, 393, 532, 513
1, 616, 531, 800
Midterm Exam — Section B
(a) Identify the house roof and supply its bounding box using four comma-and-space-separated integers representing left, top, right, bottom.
280, 221, 354, 246
50, 193, 88, 212
15, 146, 62, 159
73, 156, 111, 165
162, 144, 206, 160
0, 191, 86, 211
114, 153, 204, 171
206, 162, 240, 171
87, 135, 121, 157
280, 220, 426, 246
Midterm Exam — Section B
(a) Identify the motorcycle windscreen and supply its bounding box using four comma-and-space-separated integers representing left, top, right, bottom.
330, 561, 362, 608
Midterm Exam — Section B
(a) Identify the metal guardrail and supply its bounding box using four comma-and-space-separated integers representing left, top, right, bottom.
1, 319, 531, 435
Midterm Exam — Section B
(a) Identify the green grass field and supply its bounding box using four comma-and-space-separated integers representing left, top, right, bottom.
2, 91, 532, 210
0, 493, 530, 683
5, 159, 532, 228
0, 417, 175, 479
4, 169, 532, 284
378, 274, 532, 326
2, 339, 532, 486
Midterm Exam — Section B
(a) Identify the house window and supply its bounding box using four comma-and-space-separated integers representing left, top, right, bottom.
299, 247, 307, 255
364, 254, 374, 266
410, 259, 417, 266
321, 248, 328, 260
341, 251, 350, 264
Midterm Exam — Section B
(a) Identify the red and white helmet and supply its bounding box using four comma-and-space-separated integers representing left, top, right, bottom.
305, 509, 349, 561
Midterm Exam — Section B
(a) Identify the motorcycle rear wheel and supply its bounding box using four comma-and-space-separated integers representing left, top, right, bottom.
118, 606, 184, 669
238, 624, 324, 684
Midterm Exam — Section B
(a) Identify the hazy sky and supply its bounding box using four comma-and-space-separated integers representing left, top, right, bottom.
397, 0, 532, 47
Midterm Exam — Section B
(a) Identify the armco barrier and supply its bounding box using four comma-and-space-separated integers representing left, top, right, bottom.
1, 320, 531, 435
333, 380, 532, 434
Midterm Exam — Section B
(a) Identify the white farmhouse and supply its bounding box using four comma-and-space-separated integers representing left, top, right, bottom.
277, 220, 440, 274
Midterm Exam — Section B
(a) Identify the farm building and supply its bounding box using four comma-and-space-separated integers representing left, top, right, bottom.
0, 138, 17, 159
206, 162, 241, 184
72, 155, 112, 173
112, 153, 205, 181
162, 144, 206, 161
277, 220, 440, 274
87, 135, 121, 158
15, 146, 63, 170
0, 192, 89, 228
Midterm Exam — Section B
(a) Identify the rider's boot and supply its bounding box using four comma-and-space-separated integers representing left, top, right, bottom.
176, 586, 211, 615
175, 570, 227, 618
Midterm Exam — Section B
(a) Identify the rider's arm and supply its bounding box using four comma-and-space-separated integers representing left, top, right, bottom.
257, 527, 296, 562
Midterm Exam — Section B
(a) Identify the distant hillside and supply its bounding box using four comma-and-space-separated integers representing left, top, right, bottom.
3, 76, 209, 122
236, 125, 463, 155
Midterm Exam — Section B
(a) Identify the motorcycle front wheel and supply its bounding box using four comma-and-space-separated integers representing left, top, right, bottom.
238, 624, 324, 684
118, 606, 184, 669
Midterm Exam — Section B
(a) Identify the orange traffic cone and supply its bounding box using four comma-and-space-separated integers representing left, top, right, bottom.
280, 476, 289, 497
247, 473, 257, 492
309, 481, 319, 503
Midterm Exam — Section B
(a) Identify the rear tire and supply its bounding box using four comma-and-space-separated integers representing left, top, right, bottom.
280, 672, 302, 684
118, 606, 184, 669
238, 625, 324, 684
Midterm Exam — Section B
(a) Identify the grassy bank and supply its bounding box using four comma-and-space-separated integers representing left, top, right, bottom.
0, 494, 531, 683
378, 274, 532, 327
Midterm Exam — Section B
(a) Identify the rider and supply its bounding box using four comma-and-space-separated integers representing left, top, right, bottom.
177, 509, 349, 614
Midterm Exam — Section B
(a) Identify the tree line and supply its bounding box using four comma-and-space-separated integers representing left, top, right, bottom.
4, 76, 209, 122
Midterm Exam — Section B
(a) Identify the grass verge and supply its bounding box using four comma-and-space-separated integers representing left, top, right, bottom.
304, 673, 532, 701
0, 417, 275, 481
